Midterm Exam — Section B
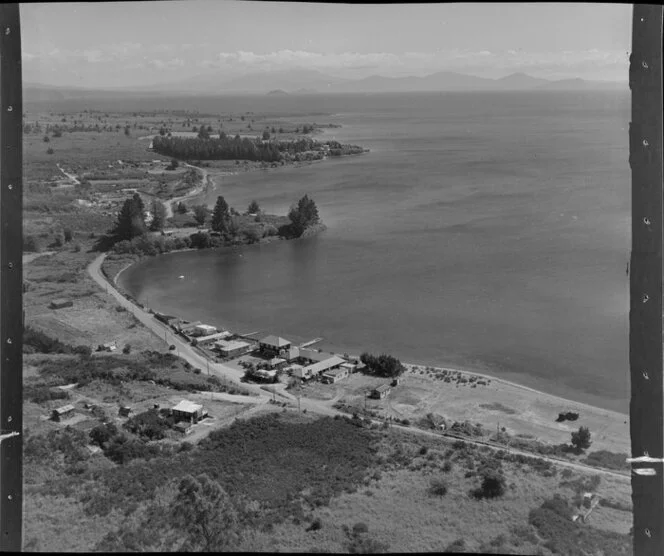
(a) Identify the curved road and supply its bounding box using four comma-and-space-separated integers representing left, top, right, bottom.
87, 253, 630, 480
163, 163, 212, 218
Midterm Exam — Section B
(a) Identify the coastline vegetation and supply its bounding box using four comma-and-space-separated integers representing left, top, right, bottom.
151, 133, 365, 163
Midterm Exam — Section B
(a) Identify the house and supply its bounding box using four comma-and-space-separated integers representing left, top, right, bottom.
51, 404, 75, 422
177, 321, 202, 334
258, 335, 292, 357
172, 400, 208, 424
297, 348, 331, 365
340, 362, 357, 373
101, 341, 117, 352
195, 330, 232, 345
214, 339, 252, 358
193, 324, 217, 337
301, 355, 346, 380
284, 346, 300, 362
118, 406, 132, 417
370, 384, 391, 400
267, 357, 287, 370
49, 298, 73, 310
290, 365, 313, 380
321, 366, 349, 384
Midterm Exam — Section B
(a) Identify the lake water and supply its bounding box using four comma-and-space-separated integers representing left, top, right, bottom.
119, 91, 631, 412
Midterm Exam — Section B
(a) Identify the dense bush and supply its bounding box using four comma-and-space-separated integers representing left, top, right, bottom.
582, 450, 629, 471
359, 352, 406, 378
529, 495, 631, 556
25, 385, 70, 404
90, 414, 377, 525
90, 422, 119, 448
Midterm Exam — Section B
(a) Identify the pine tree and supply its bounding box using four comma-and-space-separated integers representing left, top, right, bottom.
211, 196, 230, 233
112, 197, 146, 241
288, 194, 320, 236
149, 199, 167, 232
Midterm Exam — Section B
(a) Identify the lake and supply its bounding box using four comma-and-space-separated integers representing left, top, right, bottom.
119, 90, 631, 412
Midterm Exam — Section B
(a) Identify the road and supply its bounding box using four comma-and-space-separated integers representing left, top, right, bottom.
163, 163, 211, 218
56, 163, 80, 185
87, 252, 631, 480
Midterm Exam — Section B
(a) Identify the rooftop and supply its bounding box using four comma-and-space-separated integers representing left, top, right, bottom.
374, 384, 391, 393
172, 400, 203, 414
215, 339, 251, 350
303, 356, 346, 376
260, 335, 291, 348
54, 404, 75, 414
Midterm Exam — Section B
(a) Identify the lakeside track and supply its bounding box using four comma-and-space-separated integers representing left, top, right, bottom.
87, 251, 631, 481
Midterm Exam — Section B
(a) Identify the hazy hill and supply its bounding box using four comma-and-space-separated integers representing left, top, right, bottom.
24, 70, 627, 101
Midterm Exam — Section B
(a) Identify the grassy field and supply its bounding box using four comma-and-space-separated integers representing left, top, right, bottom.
22, 412, 632, 553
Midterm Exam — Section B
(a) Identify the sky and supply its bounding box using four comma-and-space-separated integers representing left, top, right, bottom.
20, 1, 633, 89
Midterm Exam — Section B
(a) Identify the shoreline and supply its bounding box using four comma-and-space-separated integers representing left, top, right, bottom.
113, 244, 628, 423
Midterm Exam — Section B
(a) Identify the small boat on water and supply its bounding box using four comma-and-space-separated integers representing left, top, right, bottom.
178, 275, 185, 279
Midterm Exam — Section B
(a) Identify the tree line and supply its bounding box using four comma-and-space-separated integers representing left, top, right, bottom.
152, 134, 282, 162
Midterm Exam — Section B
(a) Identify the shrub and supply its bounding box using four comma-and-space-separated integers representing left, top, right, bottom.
473, 469, 506, 499
23, 234, 39, 252
306, 517, 322, 532
444, 538, 466, 553
442, 460, 453, 473
429, 478, 448, 496
570, 426, 592, 451
122, 344, 131, 354
47, 147, 54, 155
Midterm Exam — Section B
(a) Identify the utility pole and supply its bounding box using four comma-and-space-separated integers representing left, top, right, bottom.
628, 6, 664, 556
0, 4, 23, 551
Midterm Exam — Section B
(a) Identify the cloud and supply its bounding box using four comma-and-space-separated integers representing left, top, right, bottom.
22, 44, 630, 85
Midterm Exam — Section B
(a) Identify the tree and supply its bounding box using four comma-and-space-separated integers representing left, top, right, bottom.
170, 474, 239, 552
262, 130, 270, 141
478, 469, 506, 498
167, 158, 179, 170
176, 202, 188, 215
193, 205, 209, 226
149, 199, 167, 232
198, 126, 210, 140
247, 200, 260, 214
211, 196, 230, 233
288, 194, 320, 236
89, 422, 118, 448
359, 352, 405, 378
124, 126, 131, 136
111, 196, 146, 241
63, 228, 73, 243
571, 426, 592, 452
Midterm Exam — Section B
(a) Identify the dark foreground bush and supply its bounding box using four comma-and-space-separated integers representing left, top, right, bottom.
529, 495, 632, 556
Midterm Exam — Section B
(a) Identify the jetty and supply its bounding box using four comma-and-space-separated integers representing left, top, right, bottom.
299, 337, 323, 348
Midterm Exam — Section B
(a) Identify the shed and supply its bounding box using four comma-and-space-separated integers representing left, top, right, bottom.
51, 404, 75, 422
118, 406, 132, 417
172, 400, 208, 424
371, 384, 391, 400
321, 366, 349, 384
50, 298, 73, 310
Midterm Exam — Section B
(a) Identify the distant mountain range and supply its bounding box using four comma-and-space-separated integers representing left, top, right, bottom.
24, 69, 627, 102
